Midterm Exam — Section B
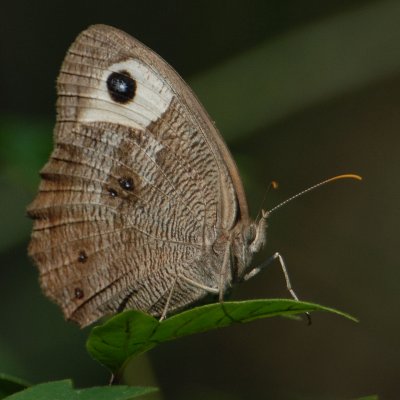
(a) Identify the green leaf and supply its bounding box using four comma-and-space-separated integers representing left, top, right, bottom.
3, 379, 156, 400
87, 299, 356, 374
0, 373, 30, 399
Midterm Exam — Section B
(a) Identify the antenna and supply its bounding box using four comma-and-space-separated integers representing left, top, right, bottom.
255, 180, 279, 221
267, 174, 362, 216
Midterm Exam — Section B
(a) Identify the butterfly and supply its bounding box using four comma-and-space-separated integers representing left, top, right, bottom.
27, 24, 283, 327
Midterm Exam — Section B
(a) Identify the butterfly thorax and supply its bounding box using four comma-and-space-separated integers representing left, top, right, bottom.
235, 214, 268, 281
211, 213, 268, 292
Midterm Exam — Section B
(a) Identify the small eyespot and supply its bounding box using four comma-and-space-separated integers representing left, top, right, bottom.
74, 288, 84, 299
106, 70, 136, 103
78, 250, 87, 263
119, 177, 134, 191
108, 188, 118, 197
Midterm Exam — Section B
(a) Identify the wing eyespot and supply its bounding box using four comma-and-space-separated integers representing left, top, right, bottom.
78, 250, 88, 263
74, 288, 84, 299
118, 177, 134, 191
106, 70, 136, 103
107, 187, 118, 197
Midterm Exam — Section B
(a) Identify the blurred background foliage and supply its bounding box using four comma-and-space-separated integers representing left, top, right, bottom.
0, 1, 398, 399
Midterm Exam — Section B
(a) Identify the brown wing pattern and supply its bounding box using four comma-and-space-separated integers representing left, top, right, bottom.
28, 25, 248, 326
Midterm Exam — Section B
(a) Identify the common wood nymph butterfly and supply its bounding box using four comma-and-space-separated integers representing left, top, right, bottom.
27, 24, 276, 327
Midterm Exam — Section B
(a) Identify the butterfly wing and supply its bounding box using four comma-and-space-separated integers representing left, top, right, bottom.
28, 24, 249, 327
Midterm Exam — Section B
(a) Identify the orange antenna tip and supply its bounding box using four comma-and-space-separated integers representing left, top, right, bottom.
324, 173, 362, 183
267, 173, 362, 215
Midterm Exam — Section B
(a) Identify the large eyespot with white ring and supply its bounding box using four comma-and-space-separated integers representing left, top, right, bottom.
79, 59, 173, 130
106, 70, 136, 103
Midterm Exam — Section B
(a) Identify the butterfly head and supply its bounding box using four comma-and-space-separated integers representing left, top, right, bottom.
232, 210, 269, 282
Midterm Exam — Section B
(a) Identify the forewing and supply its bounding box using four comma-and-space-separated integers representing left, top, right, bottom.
28, 25, 247, 326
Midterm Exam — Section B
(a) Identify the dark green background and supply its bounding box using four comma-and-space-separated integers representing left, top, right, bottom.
0, 1, 398, 399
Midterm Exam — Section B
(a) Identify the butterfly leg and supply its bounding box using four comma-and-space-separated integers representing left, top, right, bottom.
180, 241, 232, 300
179, 275, 220, 294
219, 240, 232, 301
158, 261, 223, 321
243, 252, 311, 324
174, 243, 232, 313
243, 252, 300, 299
159, 275, 178, 321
